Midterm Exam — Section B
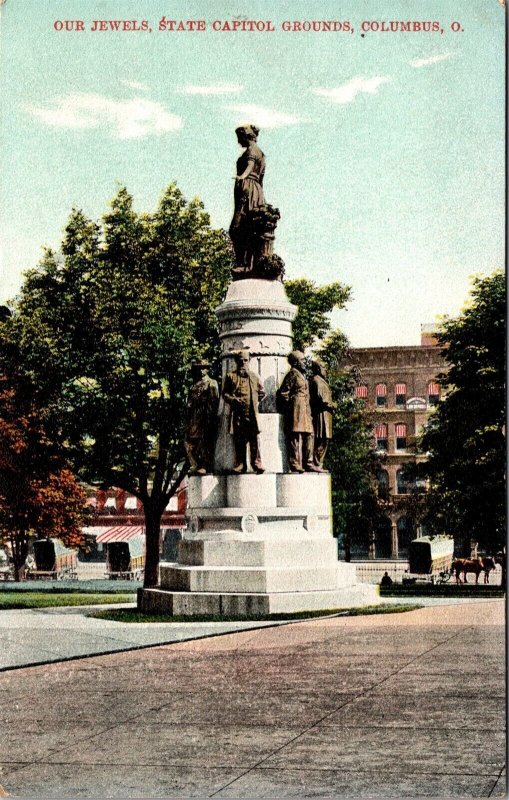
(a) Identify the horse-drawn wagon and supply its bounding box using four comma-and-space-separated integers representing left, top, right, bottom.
406, 535, 455, 584
27, 538, 78, 580
96, 526, 145, 581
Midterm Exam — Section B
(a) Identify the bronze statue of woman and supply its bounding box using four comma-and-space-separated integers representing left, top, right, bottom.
229, 125, 266, 269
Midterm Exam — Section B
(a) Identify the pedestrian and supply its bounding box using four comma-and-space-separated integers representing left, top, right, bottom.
380, 571, 393, 587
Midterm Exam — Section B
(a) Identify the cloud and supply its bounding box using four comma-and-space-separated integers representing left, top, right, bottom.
179, 83, 243, 95
312, 76, 390, 104
120, 80, 150, 91
26, 93, 182, 139
410, 52, 455, 68
226, 104, 307, 128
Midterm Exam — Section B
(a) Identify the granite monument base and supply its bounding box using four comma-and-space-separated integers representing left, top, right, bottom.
138, 473, 379, 617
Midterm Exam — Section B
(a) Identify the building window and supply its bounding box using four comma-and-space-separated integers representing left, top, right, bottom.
395, 423, 407, 450
428, 381, 440, 406
355, 385, 368, 399
374, 423, 388, 451
395, 382, 407, 406
377, 469, 389, 499
375, 383, 387, 407
396, 469, 409, 494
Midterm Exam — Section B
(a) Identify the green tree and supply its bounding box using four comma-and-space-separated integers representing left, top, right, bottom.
5, 185, 232, 587
316, 330, 384, 560
286, 280, 382, 557
417, 271, 505, 557
285, 279, 350, 351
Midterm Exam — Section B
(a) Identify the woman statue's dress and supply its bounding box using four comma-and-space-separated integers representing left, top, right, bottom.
229, 143, 266, 267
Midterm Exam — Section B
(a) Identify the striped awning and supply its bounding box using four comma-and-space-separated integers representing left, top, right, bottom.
374, 423, 388, 437
375, 384, 387, 396
96, 526, 144, 543
428, 382, 440, 395
355, 385, 368, 398
395, 424, 407, 437
395, 383, 407, 394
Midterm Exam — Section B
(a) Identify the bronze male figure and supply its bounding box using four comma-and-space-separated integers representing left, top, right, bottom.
222, 350, 265, 474
309, 359, 335, 472
185, 360, 219, 475
277, 351, 320, 473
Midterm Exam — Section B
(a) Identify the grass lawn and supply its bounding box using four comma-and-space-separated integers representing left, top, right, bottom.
89, 603, 422, 623
0, 593, 136, 609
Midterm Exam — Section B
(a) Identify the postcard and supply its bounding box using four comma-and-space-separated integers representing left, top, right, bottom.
0, 1, 505, 798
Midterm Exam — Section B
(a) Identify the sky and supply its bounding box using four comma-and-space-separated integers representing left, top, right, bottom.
0, 0, 505, 347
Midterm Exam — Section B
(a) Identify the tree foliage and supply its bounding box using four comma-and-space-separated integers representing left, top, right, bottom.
284, 279, 382, 556
316, 331, 384, 559
285, 279, 350, 351
0, 373, 86, 580
4, 185, 232, 586
417, 271, 506, 555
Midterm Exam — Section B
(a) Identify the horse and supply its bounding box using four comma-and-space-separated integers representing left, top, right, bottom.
481, 556, 496, 584
451, 558, 484, 584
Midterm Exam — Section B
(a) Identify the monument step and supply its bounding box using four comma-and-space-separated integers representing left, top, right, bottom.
176, 537, 338, 568
139, 584, 380, 617
159, 565, 339, 594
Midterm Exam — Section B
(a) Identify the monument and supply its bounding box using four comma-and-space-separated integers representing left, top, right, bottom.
139, 127, 379, 616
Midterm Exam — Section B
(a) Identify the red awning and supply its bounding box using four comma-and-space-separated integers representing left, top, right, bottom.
375, 384, 387, 396
96, 526, 144, 543
355, 385, 368, 398
374, 423, 388, 437
395, 383, 406, 394
395, 424, 407, 437
428, 382, 440, 395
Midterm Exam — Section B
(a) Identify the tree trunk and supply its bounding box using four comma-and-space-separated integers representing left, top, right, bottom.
11, 533, 28, 582
343, 533, 351, 563
143, 505, 163, 588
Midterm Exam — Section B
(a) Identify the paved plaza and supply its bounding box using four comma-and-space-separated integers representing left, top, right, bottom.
0, 603, 288, 671
0, 600, 505, 798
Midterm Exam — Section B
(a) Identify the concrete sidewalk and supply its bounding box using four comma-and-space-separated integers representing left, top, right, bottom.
0, 604, 288, 671
0, 596, 501, 671
0, 600, 505, 798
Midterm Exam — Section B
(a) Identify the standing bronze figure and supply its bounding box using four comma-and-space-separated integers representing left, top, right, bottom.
228, 125, 284, 281
229, 124, 265, 270
309, 359, 335, 472
277, 351, 319, 473
185, 360, 219, 475
222, 350, 265, 474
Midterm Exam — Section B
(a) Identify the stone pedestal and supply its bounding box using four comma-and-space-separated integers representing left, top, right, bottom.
139, 471, 379, 616
215, 278, 297, 412
214, 279, 295, 473
138, 279, 379, 617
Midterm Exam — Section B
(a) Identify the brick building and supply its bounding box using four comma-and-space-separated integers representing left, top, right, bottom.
81, 485, 187, 572
349, 325, 447, 563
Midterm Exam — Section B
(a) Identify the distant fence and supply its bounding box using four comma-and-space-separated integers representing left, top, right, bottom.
350, 560, 410, 584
